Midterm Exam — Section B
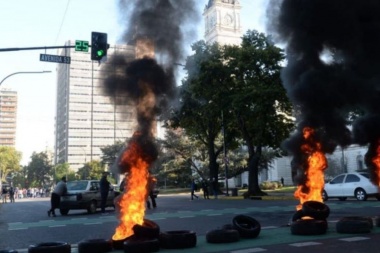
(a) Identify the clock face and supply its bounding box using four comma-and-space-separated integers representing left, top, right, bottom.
223, 14, 233, 26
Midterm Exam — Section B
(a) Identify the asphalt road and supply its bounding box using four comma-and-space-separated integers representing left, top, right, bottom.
0, 193, 380, 253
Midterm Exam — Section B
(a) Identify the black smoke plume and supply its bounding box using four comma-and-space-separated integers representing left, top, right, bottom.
102, 0, 199, 174
267, 0, 380, 185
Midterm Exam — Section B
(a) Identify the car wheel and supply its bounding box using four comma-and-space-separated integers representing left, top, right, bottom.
302, 201, 330, 220
232, 215, 261, 238
322, 190, 328, 201
376, 195, 380, 201
159, 230, 197, 249
87, 200, 97, 214
338, 197, 347, 201
59, 209, 69, 216
336, 216, 372, 234
78, 239, 112, 253
355, 188, 367, 201
28, 242, 71, 253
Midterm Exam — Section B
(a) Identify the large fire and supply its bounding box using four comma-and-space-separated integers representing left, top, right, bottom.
370, 140, 380, 187
294, 127, 327, 210
112, 135, 151, 241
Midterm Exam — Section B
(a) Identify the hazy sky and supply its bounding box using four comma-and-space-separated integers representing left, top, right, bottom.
0, 0, 268, 165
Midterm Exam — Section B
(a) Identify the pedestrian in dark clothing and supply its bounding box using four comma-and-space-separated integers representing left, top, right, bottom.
281, 177, 284, 186
9, 186, 15, 203
146, 175, 157, 209
100, 172, 111, 214
191, 179, 199, 200
48, 177, 67, 217
201, 181, 210, 199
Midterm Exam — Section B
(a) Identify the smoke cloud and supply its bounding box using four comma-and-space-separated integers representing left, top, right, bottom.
101, 0, 200, 174
267, 0, 380, 184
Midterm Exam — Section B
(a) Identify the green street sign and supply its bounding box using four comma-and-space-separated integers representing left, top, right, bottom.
75, 40, 89, 52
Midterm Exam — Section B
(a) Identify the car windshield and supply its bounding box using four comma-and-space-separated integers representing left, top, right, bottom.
66, 181, 88, 191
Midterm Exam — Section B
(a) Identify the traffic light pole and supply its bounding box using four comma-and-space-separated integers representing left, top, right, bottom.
0, 45, 81, 52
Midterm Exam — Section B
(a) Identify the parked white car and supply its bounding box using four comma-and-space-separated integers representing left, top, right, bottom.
323, 172, 380, 201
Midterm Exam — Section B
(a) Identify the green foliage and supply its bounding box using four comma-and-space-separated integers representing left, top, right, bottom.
100, 140, 126, 165
0, 146, 22, 185
26, 151, 53, 188
77, 160, 106, 180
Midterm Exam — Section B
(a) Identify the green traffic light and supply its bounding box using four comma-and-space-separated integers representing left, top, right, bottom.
97, 50, 104, 57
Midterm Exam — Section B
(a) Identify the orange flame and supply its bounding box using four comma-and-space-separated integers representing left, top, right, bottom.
371, 140, 380, 187
112, 138, 150, 241
294, 127, 327, 210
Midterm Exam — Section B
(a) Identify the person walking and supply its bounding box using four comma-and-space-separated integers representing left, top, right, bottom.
146, 175, 157, 209
48, 177, 67, 217
201, 180, 210, 199
100, 172, 111, 215
1, 187, 7, 203
190, 179, 199, 200
9, 186, 15, 203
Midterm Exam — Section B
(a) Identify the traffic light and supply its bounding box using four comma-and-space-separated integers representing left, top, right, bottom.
91, 32, 108, 61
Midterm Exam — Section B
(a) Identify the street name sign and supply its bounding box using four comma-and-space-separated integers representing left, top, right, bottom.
40, 54, 71, 64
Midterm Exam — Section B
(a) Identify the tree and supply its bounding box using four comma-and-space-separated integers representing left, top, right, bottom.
170, 41, 239, 186
100, 140, 126, 166
77, 160, 107, 180
26, 151, 53, 188
0, 146, 21, 187
223, 30, 294, 196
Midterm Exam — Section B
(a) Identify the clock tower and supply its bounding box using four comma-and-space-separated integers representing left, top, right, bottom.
203, 0, 243, 45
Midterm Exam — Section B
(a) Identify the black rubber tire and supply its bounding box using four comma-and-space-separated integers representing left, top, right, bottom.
28, 242, 71, 253
355, 188, 368, 201
302, 201, 330, 220
59, 209, 69, 216
87, 201, 97, 214
232, 215, 261, 238
78, 239, 112, 253
159, 230, 197, 249
206, 229, 240, 243
336, 216, 372, 234
292, 210, 305, 222
123, 237, 160, 253
290, 219, 328, 235
112, 238, 127, 250
221, 224, 235, 230
322, 190, 328, 201
0, 250, 18, 253
132, 219, 160, 239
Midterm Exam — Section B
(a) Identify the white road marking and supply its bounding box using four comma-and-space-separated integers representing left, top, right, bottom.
339, 237, 370, 242
231, 248, 267, 253
290, 242, 322, 247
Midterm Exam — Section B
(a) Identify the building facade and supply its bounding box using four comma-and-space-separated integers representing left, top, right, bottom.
0, 88, 17, 147
203, 0, 243, 45
55, 41, 137, 171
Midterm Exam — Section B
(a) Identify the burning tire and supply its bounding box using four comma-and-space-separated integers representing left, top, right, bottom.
302, 201, 330, 220
159, 230, 197, 249
336, 216, 372, 234
123, 237, 160, 253
290, 219, 328, 235
232, 215, 261, 238
28, 242, 71, 253
206, 229, 240, 243
133, 219, 160, 239
78, 239, 112, 253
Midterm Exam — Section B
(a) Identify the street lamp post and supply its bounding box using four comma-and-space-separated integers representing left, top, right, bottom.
0, 71, 52, 86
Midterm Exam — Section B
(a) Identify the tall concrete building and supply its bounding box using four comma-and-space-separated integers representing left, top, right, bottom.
55, 41, 137, 171
0, 88, 17, 147
203, 0, 243, 45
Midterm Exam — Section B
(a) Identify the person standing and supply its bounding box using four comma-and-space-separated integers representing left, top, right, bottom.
48, 177, 67, 217
100, 172, 111, 214
9, 186, 15, 203
146, 175, 157, 209
190, 179, 199, 200
201, 180, 210, 199
1, 187, 7, 203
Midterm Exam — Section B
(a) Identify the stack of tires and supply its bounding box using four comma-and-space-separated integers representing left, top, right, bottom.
290, 201, 330, 235
110, 219, 197, 253
206, 215, 261, 243
28, 242, 71, 253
